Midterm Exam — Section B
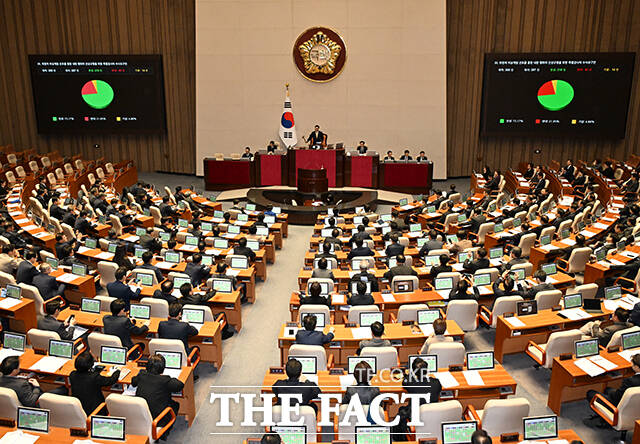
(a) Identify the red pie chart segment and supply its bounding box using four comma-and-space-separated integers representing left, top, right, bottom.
537, 81, 556, 96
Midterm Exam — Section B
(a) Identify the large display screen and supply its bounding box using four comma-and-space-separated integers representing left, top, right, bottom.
29, 55, 166, 133
480, 53, 635, 138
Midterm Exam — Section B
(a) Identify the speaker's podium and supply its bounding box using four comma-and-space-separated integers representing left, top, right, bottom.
297, 168, 328, 194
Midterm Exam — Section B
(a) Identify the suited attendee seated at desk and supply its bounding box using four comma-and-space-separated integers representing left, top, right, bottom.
185, 253, 212, 286
107, 267, 141, 310
324, 229, 342, 249
16, 249, 39, 285
272, 358, 321, 413
519, 269, 555, 300
33, 262, 66, 301
347, 238, 375, 260
342, 361, 380, 405
159, 302, 200, 354
350, 224, 371, 244
103, 299, 149, 350
348, 281, 375, 306
419, 229, 444, 256
131, 354, 184, 435
38, 300, 76, 340
139, 251, 163, 283
579, 307, 632, 347
383, 150, 395, 162
311, 257, 334, 280
349, 262, 379, 293
179, 282, 215, 306
462, 248, 490, 274
266, 140, 278, 153
70, 350, 121, 415
420, 318, 453, 353
233, 237, 257, 263
315, 242, 337, 260
584, 354, 640, 428
449, 279, 477, 301
403, 357, 442, 404
399, 150, 413, 161
300, 282, 330, 307
500, 247, 527, 273
383, 254, 417, 281
385, 234, 404, 258
154, 280, 179, 305
0, 355, 68, 407
295, 314, 335, 345
429, 254, 452, 279
358, 322, 391, 353
0, 244, 20, 274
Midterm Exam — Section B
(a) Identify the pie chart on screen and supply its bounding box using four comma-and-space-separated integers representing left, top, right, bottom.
537, 79, 574, 111
81, 80, 114, 109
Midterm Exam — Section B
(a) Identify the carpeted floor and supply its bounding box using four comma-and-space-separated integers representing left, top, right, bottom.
138, 172, 622, 444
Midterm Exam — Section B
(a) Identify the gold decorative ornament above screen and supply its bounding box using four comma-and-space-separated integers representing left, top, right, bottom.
293, 27, 346, 82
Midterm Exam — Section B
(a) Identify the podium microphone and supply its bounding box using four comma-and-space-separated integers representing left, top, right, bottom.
334, 199, 343, 207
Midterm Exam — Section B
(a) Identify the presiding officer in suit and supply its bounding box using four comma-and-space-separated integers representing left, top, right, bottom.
38, 300, 76, 340
103, 299, 149, 350
295, 314, 335, 346
107, 267, 141, 311
70, 351, 121, 415
158, 303, 200, 354
0, 355, 67, 407
33, 263, 66, 301
306, 125, 326, 148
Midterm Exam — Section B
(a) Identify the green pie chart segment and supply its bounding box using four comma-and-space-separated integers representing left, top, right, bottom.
537, 79, 574, 111
81, 80, 114, 109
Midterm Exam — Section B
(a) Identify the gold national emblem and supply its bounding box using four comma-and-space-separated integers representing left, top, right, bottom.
293, 27, 347, 82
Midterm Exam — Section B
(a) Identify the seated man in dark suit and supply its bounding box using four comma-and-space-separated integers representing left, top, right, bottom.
347, 238, 375, 260
16, 250, 39, 285
500, 246, 527, 273
579, 307, 633, 347
347, 281, 375, 306
107, 267, 141, 311
233, 237, 256, 263
429, 254, 453, 279
158, 303, 199, 354
33, 263, 66, 301
179, 282, 215, 306
315, 242, 337, 260
185, 253, 212, 286
462, 248, 490, 274
356, 141, 368, 154
49, 196, 66, 221
385, 234, 405, 258
311, 257, 334, 280
0, 356, 67, 407
383, 254, 417, 281
518, 269, 555, 300
159, 196, 178, 218
272, 358, 321, 413
153, 280, 179, 305
299, 282, 330, 307
342, 361, 380, 405
139, 251, 163, 283
74, 209, 93, 236
295, 314, 335, 346
349, 262, 380, 292
37, 300, 76, 340
403, 357, 442, 405
350, 225, 371, 245
419, 229, 444, 256
103, 299, 149, 350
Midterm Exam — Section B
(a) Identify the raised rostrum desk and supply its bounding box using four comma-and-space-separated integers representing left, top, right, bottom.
277, 321, 464, 367
297, 168, 328, 194
494, 306, 611, 363
547, 349, 637, 414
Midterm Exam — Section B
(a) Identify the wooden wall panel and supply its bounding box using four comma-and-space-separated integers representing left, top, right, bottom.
447, 0, 640, 177
0, 0, 195, 174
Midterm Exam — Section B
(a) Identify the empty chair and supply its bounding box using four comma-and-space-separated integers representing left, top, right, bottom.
539, 225, 556, 240
0, 271, 16, 287
446, 300, 478, 331
347, 305, 380, 324
360, 346, 399, 370
150, 206, 162, 226
566, 283, 599, 299
413, 400, 464, 441
534, 289, 562, 310
298, 305, 331, 325
391, 275, 418, 293
105, 393, 176, 443
479, 296, 523, 328
109, 215, 123, 236
395, 304, 430, 323
105, 163, 115, 174
140, 297, 169, 319
526, 329, 582, 368
74, 159, 84, 170
97, 261, 118, 287
27, 328, 60, 353
288, 344, 332, 371
5, 171, 16, 184
590, 387, 640, 439
149, 338, 199, 367
95, 295, 116, 313
510, 261, 533, 277
6, 153, 17, 165
64, 163, 74, 175
427, 342, 466, 368
557, 247, 592, 283
15, 166, 26, 178
516, 233, 537, 257
474, 268, 499, 282
61, 223, 76, 240
606, 326, 640, 349
0, 387, 20, 419
87, 332, 122, 355
28, 160, 39, 173
272, 405, 319, 442
471, 222, 495, 245
465, 397, 530, 436
96, 167, 105, 179
18, 283, 47, 318
38, 393, 88, 429
47, 172, 56, 185
55, 168, 65, 181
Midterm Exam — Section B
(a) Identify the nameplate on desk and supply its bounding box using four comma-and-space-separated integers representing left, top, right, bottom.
418, 439, 437, 444
329, 342, 341, 348
224, 304, 235, 309
329, 368, 345, 375
500, 432, 519, 442
269, 367, 284, 374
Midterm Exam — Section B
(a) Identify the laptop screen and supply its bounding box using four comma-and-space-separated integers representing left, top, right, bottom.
17, 407, 49, 433
129, 303, 151, 320
237, 213, 249, 222
511, 268, 526, 281
575, 339, 599, 358
5, 284, 22, 299
564, 293, 582, 309
622, 331, 640, 350
91, 416, 126, 441
359, 312, 383, 327
134, 248, 147, 258
494, 223, 504, 233
84, 238, 97, 249
393, 279, 413, 293
107, 243, 118, 253
399, 198, 408, 206
182, 308, 205, 324
300, 312, 325, 328
513, 217, 522, 227
72, 263, 87, 276
213, 238, 229, 249
473, 273, 491, 287
489, 247, 503, 259
135, 273, 154, 287
227, 225, 241, 234
81, 298, 101, 313
355, 426, 391, 444
100, 345, 127, 366
45, 257, 59, 270
417, 309, 441, 325
135, 227, 147, 236
201, 255, 214, 266
156, 350, 182, 369
541, 263, 557, 276
408, 354, 438, 372
441, 421, 478, 444
595, 247, 607, 261
466, 351, 494, 370
348, 356, 377, 374
4, 332, 26, 351
245, 203, 256, 211
423, 255, 440, 266
165, 252, 180, 263
173, 277, 191, 289
288, 356, 317, 375
256, 226, 269, 236
458, 252, 471, 263
540, 234, 551, 246
435, 277, 454, 290
178, 218, 188, 228
264, 215, 276, 224
523, 415, 558, 440
201, 222, 213, 232
246, 240, 260, 251
380, 214, 392, 222
446, 234, 459, 243
410, 223, 421, 232
159, 231, 171, 242
213, 210, 224, 218
272, 207, 282, 214
604, 286, 622, 300
230, 256, 248, 269
270, 426, 306, 444
49, 339, 73, 359
185, 235, 199, 246
212, 278, 233, 293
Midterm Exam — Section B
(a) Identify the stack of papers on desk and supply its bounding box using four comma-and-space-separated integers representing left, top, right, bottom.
381, 293, 396, 303
503, 317, 525, 328
437, 290, 451, 299
463, 370, 485, 386
205, 249, 223, 256
419, 324, 434, 337
609, 259, 625, 266
558, 308, 590, 320
592, 222, 610, 230
619, 348, 640, 362
434, 371, 459, 388
72, 326, 89, 340
0, 430, 40, 444
155, 261, 174, 269
589, 355, 617, 371
350, 327, 372, 340
540, 245, 560, 251
476, 286, 492, 295
574, 357, 605, 377
57, 273, 78, 283
400, 204, 414, 211
0, 298, 22, 309
163, 368, 182, 378
14, 218, 29, 224
182, 245, 199, 251
0, 348, 23, 362
597, 261, 611, 268
579, 230, 597, 238
95, 252, 113, 260
452, 263, 465, 272
425, 212, 440, 218
331, 294, 346, 304
77, 246, 91, 254
30, 356, 68, 373
561, 238, 576, 246
226, 269, 240, 277
339, 374, 356, 390
121, 235, 139, 242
